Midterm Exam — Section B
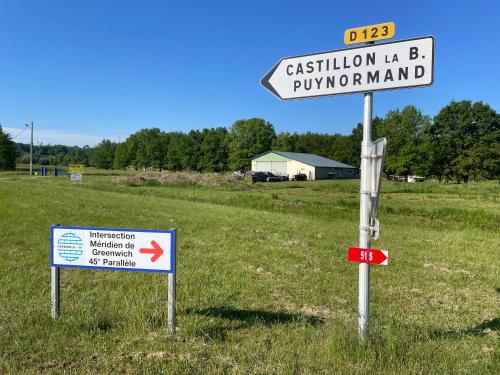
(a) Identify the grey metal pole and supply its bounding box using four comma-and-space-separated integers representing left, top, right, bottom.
29, 121, 33, 175
358, 92, 373, 340
167, 236, 176, 334
51, 266, 60, 320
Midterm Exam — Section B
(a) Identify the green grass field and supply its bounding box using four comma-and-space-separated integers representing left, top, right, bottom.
0, 174, 498, 374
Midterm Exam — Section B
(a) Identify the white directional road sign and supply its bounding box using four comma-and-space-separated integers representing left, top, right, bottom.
51, 226, 174, 273
261, 36, 434, 100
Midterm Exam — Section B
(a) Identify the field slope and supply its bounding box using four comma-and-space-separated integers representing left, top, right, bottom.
0, 175, 498, 374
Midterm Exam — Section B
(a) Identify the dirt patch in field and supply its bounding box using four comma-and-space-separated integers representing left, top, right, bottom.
111, 172, 248, 189
423, 262, 476, 278
117, 351, 198, 363
248, 265, 274, 276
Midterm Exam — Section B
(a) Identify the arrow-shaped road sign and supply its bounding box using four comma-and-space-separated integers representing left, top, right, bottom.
139, 240, 164, 262
261, 36, 434, 100
348, 247, 388, 265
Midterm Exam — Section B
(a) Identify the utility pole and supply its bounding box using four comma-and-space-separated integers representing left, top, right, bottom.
26, 121, 33, 175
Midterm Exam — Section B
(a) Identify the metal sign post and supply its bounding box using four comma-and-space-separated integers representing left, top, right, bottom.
359, 92, 373, 339
167, 236, 176, 334
51, 266, 60, 320
50, 226, 177, 334
261, 25, 434, 342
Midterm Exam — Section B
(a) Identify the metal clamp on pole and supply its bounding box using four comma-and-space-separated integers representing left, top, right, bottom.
369, 217, 380, 241
360, 142, 373, 160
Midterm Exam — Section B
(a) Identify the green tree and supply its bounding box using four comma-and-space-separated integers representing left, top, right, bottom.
65, 146, 90, 166
113, 142, 130, 170
376, 106, 430, 176
130, 128, 163, 170
431, 100, 499, 182
166, 132, 187, 171
272, 132, 296, 151
0, 125, 16, 170
476, 127, 500, 181
198, 127, 229, 172
228, 118, 276, 171
91, 140, 116, 169
184, 130, 202, 171
330, 134, 352, 165
167, 132, 187, 171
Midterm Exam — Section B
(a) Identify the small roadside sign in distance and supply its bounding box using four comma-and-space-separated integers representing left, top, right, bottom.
70, 173, 82, 182
68, 164, 85, 174
345, 22, 395, 45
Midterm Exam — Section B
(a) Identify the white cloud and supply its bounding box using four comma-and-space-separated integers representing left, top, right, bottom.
3, 127, 120, 147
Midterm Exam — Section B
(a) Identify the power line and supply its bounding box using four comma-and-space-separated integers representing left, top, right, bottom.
11, 127, 28, 140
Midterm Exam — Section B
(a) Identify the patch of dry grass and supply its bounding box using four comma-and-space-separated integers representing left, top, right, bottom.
111, 171, 249, 189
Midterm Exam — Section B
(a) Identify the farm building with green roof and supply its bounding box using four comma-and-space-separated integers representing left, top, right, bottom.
251, 151, 359, 180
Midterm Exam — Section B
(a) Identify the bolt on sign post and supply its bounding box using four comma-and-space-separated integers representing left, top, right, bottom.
50, 225, 177, 334
261, 25, 434, 341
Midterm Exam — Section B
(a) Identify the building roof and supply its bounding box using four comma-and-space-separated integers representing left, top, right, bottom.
253, 151, 357, 169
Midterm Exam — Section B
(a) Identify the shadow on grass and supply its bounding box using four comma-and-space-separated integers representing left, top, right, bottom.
185, 306, 325, 326
428, 317, 499, 340
96, 319, 113, 331
473, 317, 499, 332
193, 325, 247, 342
426, 287, 499, 340
79, 318, 113, 333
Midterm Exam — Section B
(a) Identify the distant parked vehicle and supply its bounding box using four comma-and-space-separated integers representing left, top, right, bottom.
291, 173, 307, 181
251, 171, 268, 182
250, 171, 288, 182
264, 172, 288, 182
232, 170, 245, 177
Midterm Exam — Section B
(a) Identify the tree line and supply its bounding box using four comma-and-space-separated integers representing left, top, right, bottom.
0, 125, 17, 170
5, 100, 499, 182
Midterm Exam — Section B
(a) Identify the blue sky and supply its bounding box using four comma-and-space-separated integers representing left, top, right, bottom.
1, 0, 499, 146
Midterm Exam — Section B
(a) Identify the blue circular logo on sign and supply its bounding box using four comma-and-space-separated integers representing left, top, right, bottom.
57, 232, 84, 262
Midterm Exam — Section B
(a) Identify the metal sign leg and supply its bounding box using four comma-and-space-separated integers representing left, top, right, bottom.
51, 266, 60, 320
167, 241, 176, 334
359, 92, 373, 340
